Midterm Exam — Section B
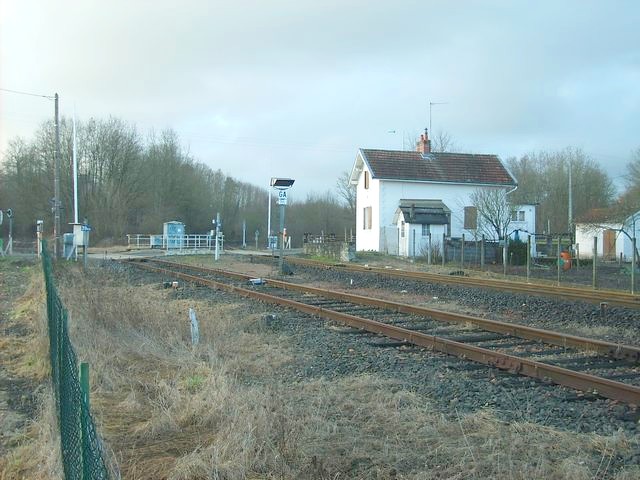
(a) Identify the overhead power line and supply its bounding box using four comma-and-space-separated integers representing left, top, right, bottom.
0, 87, 55, 100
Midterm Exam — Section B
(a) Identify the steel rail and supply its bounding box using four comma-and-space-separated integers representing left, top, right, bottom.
282, 257, 640, 309
142, 258, 640, 362
127, 259, 640, 404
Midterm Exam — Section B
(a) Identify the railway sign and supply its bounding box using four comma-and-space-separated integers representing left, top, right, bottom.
277, 189, 288, 205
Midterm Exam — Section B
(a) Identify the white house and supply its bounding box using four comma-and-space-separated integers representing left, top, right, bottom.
350, 129, 518, 255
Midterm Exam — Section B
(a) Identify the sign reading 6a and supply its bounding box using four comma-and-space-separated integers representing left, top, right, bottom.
277, 189, 288, 205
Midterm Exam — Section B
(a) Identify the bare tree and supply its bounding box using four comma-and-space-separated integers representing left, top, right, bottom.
335, 170, 356, 216
430, 130, 457, 153
470, 188, 516, 240
507, 148, 614, 234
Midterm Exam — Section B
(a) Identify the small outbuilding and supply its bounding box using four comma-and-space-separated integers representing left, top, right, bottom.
163, 221, 185, 249
392, 200, 450, 257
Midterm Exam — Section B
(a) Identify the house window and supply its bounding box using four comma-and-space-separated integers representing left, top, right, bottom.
512, 210, 525, 222
464, 206, 477, 230
364, 171, 370, 189
363, 207, 372, 230
511, 211, 518, 221
400, 221, 405, 238
518, 211, 525, 222
422, 224, 430, 236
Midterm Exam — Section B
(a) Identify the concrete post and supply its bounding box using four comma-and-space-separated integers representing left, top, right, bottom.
592, 236, 597, 290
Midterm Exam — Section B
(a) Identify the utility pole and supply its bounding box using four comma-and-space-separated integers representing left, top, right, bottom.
54, 93, 61, 259
568, 162, 573, 240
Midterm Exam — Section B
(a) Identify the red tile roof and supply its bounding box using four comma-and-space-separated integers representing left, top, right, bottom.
360, 149, 516, 186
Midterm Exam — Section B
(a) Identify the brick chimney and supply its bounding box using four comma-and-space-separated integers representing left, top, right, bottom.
416, 128, 431, 154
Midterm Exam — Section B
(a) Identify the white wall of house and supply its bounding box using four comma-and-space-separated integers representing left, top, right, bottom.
380, 180, 489, 240
355, 173, 515, 252
354, 164, 382, 251
575, 223, 624, 260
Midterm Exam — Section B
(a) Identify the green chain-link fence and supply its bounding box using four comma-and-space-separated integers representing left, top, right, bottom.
42, 241, 112, 479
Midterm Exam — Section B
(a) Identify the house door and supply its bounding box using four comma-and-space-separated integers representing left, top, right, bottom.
603, 229, 616, 259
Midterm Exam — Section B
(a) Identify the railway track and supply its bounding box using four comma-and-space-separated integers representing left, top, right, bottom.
280, 256, 640, 309
125, 258, 640, 405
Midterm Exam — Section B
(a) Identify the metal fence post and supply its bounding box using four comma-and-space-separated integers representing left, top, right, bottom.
278, 203, 286, 274
576, 243, 580, 270
461, 234, 465, 270
632, 237, 636, 295
427, 233, 432, 265
442, 233, 446, 267
480, 235, 485, 271
412, 229, 416, 258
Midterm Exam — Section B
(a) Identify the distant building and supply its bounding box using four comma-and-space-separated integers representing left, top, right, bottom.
349, 129, 519, 256
575, 209, 640, 261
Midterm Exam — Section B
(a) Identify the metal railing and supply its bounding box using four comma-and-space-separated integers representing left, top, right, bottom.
127, 234, 223, 252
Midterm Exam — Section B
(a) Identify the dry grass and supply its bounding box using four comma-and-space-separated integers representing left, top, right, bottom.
52, 265, 640, 479
0, 391, 64, 480
0, 265, 63, 479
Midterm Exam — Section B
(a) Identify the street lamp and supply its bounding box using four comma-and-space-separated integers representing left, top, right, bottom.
270, 178, 295, 274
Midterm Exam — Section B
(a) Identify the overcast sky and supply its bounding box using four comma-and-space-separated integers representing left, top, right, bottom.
1, 0, 639, 199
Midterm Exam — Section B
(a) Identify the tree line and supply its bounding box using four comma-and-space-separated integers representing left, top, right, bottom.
505, 147, 619, 234
0, 116, 353, 247
2, 119, 637, 248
